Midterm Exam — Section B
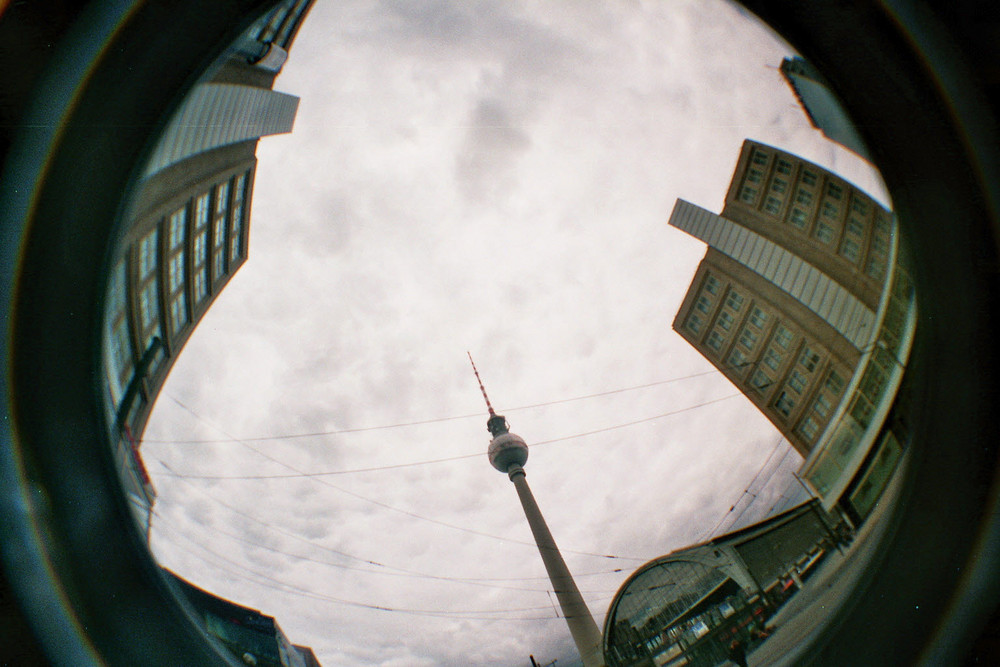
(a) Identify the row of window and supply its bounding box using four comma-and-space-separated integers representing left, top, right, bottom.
740, 147, 893, 277
683, 267, 849, 448
104, 170, 249, 425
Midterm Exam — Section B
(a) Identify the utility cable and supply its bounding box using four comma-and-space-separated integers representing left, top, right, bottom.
156, 514, 614, 620
153, 394, 649, 562
143, 370, 721, 444
151, 492, 615, 594
154, 392, 741, 480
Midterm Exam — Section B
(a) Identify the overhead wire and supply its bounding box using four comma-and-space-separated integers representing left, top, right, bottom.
155, 511, 614, 620
153, 394, 649, 562
153, 392, 741, 481
150, 478, 618, 594
143, 369, 721, 444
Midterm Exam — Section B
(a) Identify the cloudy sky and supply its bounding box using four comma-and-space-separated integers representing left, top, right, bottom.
142, 1, 887, 665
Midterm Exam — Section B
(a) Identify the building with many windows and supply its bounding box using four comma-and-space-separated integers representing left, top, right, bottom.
671, 140, 915, 513
102, 0, 315, 536
671, 140, 895, 457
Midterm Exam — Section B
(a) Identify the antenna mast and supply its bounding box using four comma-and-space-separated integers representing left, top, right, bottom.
467, 351, 496, 417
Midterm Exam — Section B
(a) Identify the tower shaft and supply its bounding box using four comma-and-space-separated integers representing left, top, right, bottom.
508, 466, 604, 667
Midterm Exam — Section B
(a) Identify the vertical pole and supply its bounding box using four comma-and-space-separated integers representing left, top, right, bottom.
508, 465, 605, 667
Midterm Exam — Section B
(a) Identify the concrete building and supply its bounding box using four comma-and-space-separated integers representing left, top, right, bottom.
671, 140, 916, 514
602, 501, 839, 667
779, 56, 872, 161
102, 0, 314, 536
166, 569, 322, 667
671, 140, 894, 456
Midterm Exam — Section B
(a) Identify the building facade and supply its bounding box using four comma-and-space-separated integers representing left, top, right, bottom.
166, 569, 322, 667
102, 0, 315, 536
671, 140, 915, 511
602, 501, 839, 667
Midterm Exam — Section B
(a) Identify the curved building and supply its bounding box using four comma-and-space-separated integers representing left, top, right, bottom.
603, 500, 838, 667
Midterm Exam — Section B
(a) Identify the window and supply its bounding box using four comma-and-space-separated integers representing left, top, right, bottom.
746, 168, 763, 184
815, 221, 835, 244
234, 172, 246, 202
774, 325, 793, 349
800, 346, 821, 372
795, 189, 813, 206
772, 178, 788, 194
193, 271, 208, 303
763, 347, 782, 372
740, 187, 758, 203
168, 253, 185, 293
789, 208, 808, 229
213, 218, 226, 248
686, 314, 703, 334
846, 219, 865, 237
138, 228, 158, 280
825, 370, 844, 394
696, 295, 712, 314
776, 159, 792, 175
840, 238, 861, 262
139, 282, 158, 329
813, 393, 832, 419
195, 193, 210, 228
168, 208, 187, 250
788, 370, 808, 393
798, 417, 820, 440
707, 330, 724, 351
213, 250, 225, 280
169, 292, 188, 334
764, 197, 782, 215
749, 307, 768, 328
802, 170, 817, 186
726, 290, 744, 311
826, 183, 843, 200
822, 202, 839, 219
215, 181, 230, 215
717, 311, 734, 331
866, 256, 885, 280
728, 348, 749, 370
752, 150, 768, 166
229, 234, 241, 262
775, 391, 796, 417
704, 274, 720, 295
739, 327, 758, 350
751, 370, 772, 393
851, 198, 869, 215
193, 230, 207, 267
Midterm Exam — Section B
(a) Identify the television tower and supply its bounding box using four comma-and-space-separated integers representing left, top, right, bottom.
468, 353, 605, 667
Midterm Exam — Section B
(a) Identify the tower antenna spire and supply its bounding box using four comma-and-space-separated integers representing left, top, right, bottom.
467, 351, 496, 417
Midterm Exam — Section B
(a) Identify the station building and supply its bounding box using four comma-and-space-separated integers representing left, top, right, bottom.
602, 500, 840, 667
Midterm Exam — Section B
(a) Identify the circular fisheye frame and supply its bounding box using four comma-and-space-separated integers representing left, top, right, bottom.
1, 1, 998, 666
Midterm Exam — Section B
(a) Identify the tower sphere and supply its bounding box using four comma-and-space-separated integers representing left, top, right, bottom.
488, 432, 529, 473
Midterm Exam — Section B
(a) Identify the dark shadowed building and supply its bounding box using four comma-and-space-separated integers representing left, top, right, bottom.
102, 0, 315, 536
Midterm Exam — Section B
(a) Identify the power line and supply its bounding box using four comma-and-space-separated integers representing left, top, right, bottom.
152, 395, 649, 562
142, 370, 721, 444
153, 393, 741, 480
698, 435, 787, 541
718, 445, 796, 534
150, 482, 616, 594
155, 513, 614, 621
